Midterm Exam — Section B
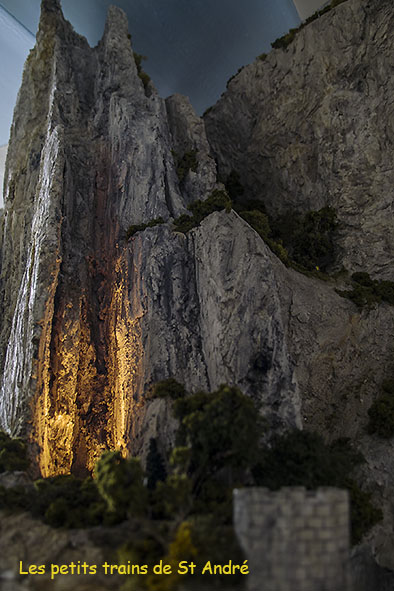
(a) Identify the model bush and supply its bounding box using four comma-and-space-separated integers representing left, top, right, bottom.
126, 217, 164, 240
337, 272, 394, 308
252, 429, 382, 544
172, 149, 198, 183
173, 189, 232, 233
367, 380, 394, 438
0, 430, 29, 473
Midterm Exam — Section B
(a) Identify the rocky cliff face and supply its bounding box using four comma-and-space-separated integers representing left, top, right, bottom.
0, 0, 300, 478
1, 0, 394, 581
204, 0, 394, 574
205, 0, 394, 280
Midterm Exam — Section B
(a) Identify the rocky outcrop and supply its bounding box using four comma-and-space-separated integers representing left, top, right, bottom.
204, 0, 394, 279
0, 0, 301, 477
204, 0, 394, 575
1, 0, 394, 583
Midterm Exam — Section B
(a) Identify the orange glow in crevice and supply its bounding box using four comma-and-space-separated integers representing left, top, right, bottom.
32, 247, 144, 478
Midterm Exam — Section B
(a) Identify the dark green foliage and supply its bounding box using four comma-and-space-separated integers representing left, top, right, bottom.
252, 430, 382, 545
224, 170, 244, 202
337, 273, 394, 308
186, 516, 244, 586
173, 385, 263, 492
347, 480, 383, 545
226, 174, 337, 276
146, 438, 167, 490
126, 217, 164, 240
172, 150, 198, 182
0, 485, 32, 513
271, 28, 299, 50
238, 210, 291, 266
133, 52, 151, 93
226, 66, 245, 88
94, 451, 147, 520
32, 475, 106, 528
271, 207, 338, 272
147, 378, 186, 400
305, 4, 331, 24
0, 431, 29, 473
173, 189, 232, 233
270, 0, 348, 52
258, 53, 267, 61
253, 431, 363, 490
367, 380, 394, 438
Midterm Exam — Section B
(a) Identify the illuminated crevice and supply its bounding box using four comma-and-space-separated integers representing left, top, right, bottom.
32, 143, 145, 477
33, 249, 144, 478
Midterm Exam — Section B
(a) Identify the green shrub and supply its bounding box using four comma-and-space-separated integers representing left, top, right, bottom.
270, 1, 348, 53
31, 475, 106, 528
126, 217, 164, 240
225, 170, 244, 200
173, 189, 232, 233
347, 480, 383, 545
238, 210, 271, 241
146, 438, 167, 491
0, 485, 31, 513
252, 431, 363, 490
226, 66, 245, 88
337, 272, 394, 308
367, 380, 394, 438
133, 52, 151, 93
252, 430, 381, 544
173, 384, 264, 494
172, 150, 198, 183
271, 28, 299, 50
94, 451, 147, 520
0, 431, 29, 473
271, 207, 338, 272
147, 378, 186, 401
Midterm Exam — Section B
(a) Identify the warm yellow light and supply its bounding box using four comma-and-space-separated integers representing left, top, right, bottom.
32, 249, 144, 477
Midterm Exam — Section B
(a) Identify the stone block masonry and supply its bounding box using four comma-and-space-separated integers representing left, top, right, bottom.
233, 487, 351, 591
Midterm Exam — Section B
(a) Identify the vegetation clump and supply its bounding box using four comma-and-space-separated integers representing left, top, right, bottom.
0, 431, 29, 473
172, 150, 198, 183
133, 52, 151, 94
147, 377, 186, 401
126, 217, 164, 240
224, 171, 337, 276
173, 189, 232, 233
94, 451, 147, 521
252, 430, 382, 544
271, 0, 349, 51
146, 438, 167, 491
337, 272, 394, 308
271, 28, 299, 50
32, 475, 107, 528
0, 473, 107, 528
270, 206, 338, 272
367, 380, 394, 438
0, 382, 382, 579
226, 66, 245, 88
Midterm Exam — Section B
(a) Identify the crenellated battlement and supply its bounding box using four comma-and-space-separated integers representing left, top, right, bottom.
234, 487, 351, 591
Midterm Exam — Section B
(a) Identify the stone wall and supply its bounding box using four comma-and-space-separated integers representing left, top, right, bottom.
233, 487, 351, 591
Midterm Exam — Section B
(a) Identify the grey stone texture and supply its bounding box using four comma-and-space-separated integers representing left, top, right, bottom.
0, 0, 394, 584
234, 487, 351, 591
204, 0, 394, 280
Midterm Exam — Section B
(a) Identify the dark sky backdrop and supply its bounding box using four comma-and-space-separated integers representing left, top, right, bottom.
0, 0, 301, 118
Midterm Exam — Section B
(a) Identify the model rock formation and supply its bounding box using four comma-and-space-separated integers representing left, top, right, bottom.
0, 0, 394, 586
